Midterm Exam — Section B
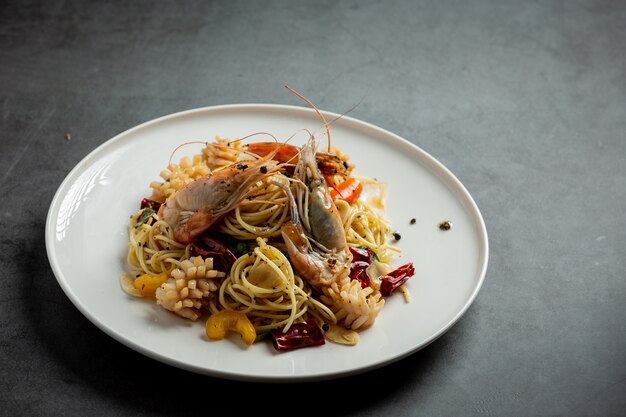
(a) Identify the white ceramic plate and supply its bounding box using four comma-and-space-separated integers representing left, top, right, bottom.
45, 104, 488, 382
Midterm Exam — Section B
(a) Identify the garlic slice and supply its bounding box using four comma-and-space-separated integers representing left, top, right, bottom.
366, 260, 393, 291
324, 324, 360, 346
120, 272, 142, 297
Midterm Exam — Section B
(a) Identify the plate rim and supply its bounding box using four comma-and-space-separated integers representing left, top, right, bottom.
45, 103, 489, 382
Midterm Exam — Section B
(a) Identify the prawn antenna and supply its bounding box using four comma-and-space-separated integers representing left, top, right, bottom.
169, 141, 208, 166
229, 131, 280, 145
328, 90, 367, 127
285, 85, 332, 153
310, 90, 368, 155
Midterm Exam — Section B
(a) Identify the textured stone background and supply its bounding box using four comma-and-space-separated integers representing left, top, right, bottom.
1, 1, 624, 416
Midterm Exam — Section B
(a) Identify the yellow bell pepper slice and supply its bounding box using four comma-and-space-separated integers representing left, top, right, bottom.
133, 272, 169, 297
206, 310, 256, 346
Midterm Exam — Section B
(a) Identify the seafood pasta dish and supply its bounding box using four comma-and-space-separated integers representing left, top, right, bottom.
120, 90, 415, 350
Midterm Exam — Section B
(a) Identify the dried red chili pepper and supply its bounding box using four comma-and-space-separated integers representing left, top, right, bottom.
349, 247, 374, 264
348, 247, 376, 288
190, 233, 238, 273
380, 263, 415, 296
349, 261, 371, 288
270, 320, 325, 350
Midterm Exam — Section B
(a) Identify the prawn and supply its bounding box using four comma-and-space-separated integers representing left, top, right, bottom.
277, 133, 353, 289
276, 133, 385, 331
162, 150, 284, 244
275, 86, 386, 331
278, 160, 386, 331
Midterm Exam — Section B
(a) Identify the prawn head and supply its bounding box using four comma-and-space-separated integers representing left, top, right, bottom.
164, 153, 283, 244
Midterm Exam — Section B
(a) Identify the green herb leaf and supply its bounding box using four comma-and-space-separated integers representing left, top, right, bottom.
134, 208, 155, 228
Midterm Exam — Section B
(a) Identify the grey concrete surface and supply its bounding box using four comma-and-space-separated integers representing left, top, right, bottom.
1, 0, 624, 416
